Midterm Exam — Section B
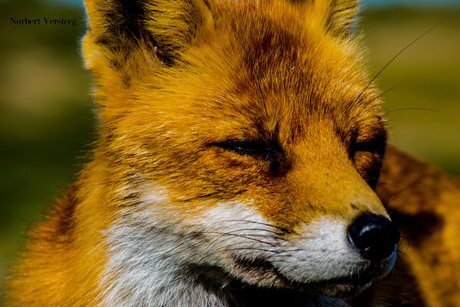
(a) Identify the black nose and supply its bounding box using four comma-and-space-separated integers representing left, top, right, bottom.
348, 213, 400, 262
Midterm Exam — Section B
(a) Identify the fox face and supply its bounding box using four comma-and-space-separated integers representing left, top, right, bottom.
80, 0, 400, 304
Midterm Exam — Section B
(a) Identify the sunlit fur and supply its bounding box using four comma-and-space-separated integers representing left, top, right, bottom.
7, 0, 460, 306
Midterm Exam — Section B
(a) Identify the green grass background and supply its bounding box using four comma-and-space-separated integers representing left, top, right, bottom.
1, 0, 459, 302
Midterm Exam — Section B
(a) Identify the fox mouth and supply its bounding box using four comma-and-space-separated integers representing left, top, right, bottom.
232, 256, 281, 283
231, 254, 394, 298
302, 271, 376, 298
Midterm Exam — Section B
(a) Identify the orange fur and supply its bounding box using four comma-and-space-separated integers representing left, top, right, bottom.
6, 0, 460, 306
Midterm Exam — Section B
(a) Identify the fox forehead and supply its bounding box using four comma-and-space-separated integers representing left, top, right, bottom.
123, 2, 384, 147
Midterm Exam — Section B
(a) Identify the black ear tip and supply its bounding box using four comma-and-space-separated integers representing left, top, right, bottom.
84, 0, 214, 67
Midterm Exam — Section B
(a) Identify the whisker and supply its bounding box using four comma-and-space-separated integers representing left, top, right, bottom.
376, 85, 397, 100
215, 227, 287, 239
206, 219, 290, 234
210, 229, 287, 241
162, 237, 199, 256
208, 232, 280, 247
381, 178, 423, 211
384, 107, 441, 115
354, 19, 445, 106
201, 230, 281, 255
219, 246, 280, 254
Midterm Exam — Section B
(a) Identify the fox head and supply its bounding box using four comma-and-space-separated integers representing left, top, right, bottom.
82, 0, 400, 301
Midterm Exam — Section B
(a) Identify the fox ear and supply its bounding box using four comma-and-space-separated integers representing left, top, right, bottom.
82, 0, 214, 71
325, 0, 360, 36
292, 0, 359, 36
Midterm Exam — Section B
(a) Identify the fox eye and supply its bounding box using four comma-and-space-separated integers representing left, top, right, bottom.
350, 139, 386, 189
351, 140, 382, 155
214, 140, 276, 158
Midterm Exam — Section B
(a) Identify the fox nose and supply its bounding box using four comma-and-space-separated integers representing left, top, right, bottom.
348, 213, 400, 262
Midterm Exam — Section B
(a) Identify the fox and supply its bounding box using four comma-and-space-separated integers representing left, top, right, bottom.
6, 0, 460, 306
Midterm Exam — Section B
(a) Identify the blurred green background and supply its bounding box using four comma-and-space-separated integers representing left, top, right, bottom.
1, 0, 459, 302
0, 0, 93, 301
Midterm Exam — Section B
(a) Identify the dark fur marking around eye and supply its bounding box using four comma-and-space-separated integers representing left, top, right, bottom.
213, 140, 279, 158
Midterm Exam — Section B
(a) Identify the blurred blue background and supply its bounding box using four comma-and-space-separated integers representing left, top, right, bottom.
1, 0, 460, 304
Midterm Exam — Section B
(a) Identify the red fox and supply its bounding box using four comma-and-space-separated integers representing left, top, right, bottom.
7, 0, 460, 306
